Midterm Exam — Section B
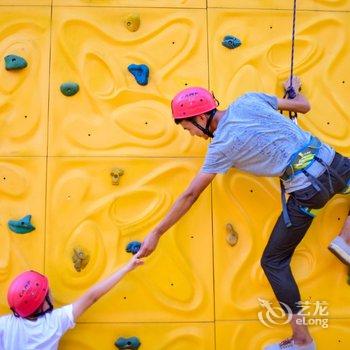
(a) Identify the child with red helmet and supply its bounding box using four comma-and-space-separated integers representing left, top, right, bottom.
0, 255, 143, 350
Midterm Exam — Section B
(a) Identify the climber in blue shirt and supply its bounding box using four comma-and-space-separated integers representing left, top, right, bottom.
137, 77, 350, 350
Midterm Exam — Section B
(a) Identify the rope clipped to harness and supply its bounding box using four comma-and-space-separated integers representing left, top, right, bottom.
280, 0, 298, 125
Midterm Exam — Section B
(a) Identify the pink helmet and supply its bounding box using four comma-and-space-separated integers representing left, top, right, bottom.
171, 87, 217, 120
7, 270, 49, 317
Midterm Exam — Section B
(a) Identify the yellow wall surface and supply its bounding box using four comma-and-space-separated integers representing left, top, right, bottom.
0, 0, 350, 349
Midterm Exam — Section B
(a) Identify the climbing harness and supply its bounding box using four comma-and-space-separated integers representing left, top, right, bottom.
280, 136, 321, 227
280, 136, 348, 227
298, 206, 321, 218
342, 179, 350, 194
280, 137, 321, 181
280, 0, 298, 124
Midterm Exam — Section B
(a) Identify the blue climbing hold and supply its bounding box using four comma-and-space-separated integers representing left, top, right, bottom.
8, 215, 35, 234
128, 64, 149, 85
222, 35, 241, 49
126, 241, 141, 255
4, 54, 28, 70
60, 82, 79, 96
115, 337, 141, 350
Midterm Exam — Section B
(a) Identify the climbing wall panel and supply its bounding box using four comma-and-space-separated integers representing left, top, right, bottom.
0, 2, 350, 349
60, 322, 214, 349
0, 6, 50, 156
212, 169, 350, 320
216, 320, 350, 350
0, 1, 51, 5
0, 157, 46, 315
208, 0, 350, 11
53, 0, 206, 7
208, 9, 350, 156
49, 6, 208, 157
45, 157, 214, 322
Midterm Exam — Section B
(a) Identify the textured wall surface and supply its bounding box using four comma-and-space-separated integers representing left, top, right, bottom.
0, 0, 350, 349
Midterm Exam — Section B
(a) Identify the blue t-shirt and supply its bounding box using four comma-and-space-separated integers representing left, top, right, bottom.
201, 93, 335, 192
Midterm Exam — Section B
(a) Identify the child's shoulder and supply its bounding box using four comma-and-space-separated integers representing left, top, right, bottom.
0, 313, 18, 330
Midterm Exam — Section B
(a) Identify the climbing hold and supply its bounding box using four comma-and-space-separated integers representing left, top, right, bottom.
4, 54, 28, 70
115, 337, 141, 350
111, 168, 124, 185
128, 64, 149, 86
126, 241, 141, 255
124, 13, 140, 32
222, 35, 241, 49
226, 223, 238, 246
60, 82, 79, 96
8, 215, 35, 234
72, 247, 90, 272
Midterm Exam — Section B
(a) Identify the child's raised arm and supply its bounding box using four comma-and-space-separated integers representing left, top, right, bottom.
72, 255, 143, 321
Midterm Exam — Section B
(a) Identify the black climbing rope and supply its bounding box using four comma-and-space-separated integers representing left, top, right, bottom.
282, 0, 298, 124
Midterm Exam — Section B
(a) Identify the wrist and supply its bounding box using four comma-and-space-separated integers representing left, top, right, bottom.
121, 263, 133, 273
285, 86, 297, 99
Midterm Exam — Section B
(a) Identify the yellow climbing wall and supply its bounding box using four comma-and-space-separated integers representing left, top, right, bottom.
0, 1, 350, 349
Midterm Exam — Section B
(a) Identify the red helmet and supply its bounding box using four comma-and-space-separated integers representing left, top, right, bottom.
7, 271, 49, 317
171, 87, 217, 120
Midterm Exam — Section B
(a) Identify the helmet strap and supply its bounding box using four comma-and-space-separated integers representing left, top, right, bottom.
31, 294, 53, 318
190, 109, 216, 138
14, 294, 54, 319
11, 308, 20, 318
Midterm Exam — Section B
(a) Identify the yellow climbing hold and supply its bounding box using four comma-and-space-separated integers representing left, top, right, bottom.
111, 168, 124, 185
72, 247, 90, 272
124, 13, 140, 32
226, 223, 238, 246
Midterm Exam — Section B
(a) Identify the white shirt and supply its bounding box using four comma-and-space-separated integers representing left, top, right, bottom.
0, 305, 75, 350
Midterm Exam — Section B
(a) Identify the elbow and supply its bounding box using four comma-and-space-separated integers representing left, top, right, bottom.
299, 102, 310, 114
182, 189, 200, 203
88, 292, 100, 305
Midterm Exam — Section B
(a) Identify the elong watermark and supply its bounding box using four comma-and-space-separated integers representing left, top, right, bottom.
257, 298, 329, 329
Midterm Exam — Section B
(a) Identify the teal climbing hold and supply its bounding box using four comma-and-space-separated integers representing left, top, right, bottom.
8, 215, 35, 234
4, 55, 28, 70
60, 82, 79, 96
127, 64, 149, 86
126, 241, 141, 255
222, 35, 241, 49
115, 337, 141, 350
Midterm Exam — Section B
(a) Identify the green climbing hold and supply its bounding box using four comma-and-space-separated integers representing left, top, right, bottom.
8, 215, 35, 234
126, 241, 141, 255
60, 82, 79, 96
222, 35, 241, 49
4, 55, 28, 70
115, 337, 141, 350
